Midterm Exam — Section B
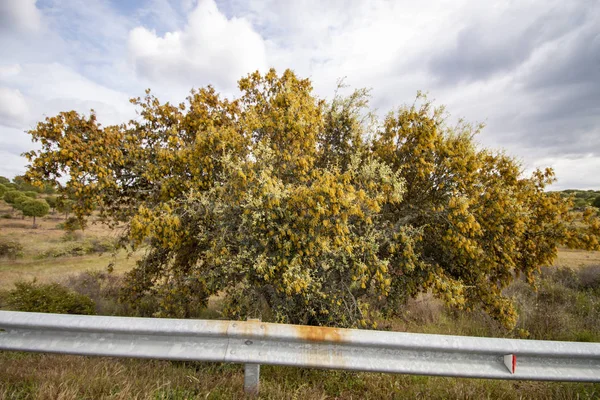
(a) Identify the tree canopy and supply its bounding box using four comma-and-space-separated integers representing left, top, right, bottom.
20, 199, 50, 227
23, 69, 600, 329
4, 190, 27, 208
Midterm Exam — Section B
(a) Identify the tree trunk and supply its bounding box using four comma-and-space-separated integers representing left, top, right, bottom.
33, 215, 36, 228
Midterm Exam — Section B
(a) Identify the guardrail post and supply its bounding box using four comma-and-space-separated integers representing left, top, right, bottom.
244, 363, 260, 396
244, 318, 261, 396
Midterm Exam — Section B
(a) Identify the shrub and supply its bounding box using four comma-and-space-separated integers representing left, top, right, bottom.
0, 238, 24, 259
5, 280, 95, 315
578, 265, 600, 290
0, 183, 7, 198
60, 216, 82, 231
37, 242, 92, 258
88, 237, 116, 253
61, 231, 84, 241
64, 270, 168, 318
65, 271, 131, 316
37, 237, 116, 258
546, 266, 579, 289
507, 267, 600, 341
24, 191, 38, 199
23, 69, 600, 328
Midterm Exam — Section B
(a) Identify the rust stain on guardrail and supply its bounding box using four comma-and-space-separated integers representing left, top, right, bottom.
290, 324, 346, 343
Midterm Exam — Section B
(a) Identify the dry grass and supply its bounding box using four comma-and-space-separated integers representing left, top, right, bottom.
1, 353, 598, 399
0, 353, 245, 400
554, 247, 600, 269
0, 251, 140, 290
0, 203, 140, 289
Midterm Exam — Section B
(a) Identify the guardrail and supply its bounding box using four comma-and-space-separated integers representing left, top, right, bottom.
1, 311, 599, 395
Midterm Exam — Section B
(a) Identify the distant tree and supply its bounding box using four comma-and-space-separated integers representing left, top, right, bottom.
12, 175, 40, 192
574, 198, 588, 209
12, 175, 25, 187
43, 184, 56, 194
593, 196, 600, 209
3, 190, 27, 213
45, 195, 58, 213
21, 199, 50, 227
13, 195, 29, 219
0, 176, 10, 185
56, 198, 74, 219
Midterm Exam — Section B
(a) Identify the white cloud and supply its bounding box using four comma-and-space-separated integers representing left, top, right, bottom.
0, 0, 598, 189
533, 155, 600, 191
0, 63, 135, 125
128, 0, 268, 91
0, 150, 29, 178
0, 87, 29, 128
0, 0, 42, 33
0, 64, 22, 79
180, 0, 198, 13
0, 63, 136, 176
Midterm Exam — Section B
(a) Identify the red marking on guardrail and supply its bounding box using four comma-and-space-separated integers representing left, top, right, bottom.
504, 354, 516, 374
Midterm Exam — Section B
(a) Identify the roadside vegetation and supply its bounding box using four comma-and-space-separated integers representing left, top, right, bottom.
1, 69, 600, 398
1, 258, 599, 398
1, 179, 600, 398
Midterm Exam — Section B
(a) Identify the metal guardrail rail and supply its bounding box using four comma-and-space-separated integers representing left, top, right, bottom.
1, 311, 599, 395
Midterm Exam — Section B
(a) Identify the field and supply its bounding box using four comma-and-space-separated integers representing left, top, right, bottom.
1, 202, 600, 399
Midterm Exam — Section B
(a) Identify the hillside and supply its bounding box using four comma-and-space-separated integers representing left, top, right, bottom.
553, 189, 600, 209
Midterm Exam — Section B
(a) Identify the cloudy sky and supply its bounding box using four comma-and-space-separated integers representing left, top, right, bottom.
0, 0, 598, 189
